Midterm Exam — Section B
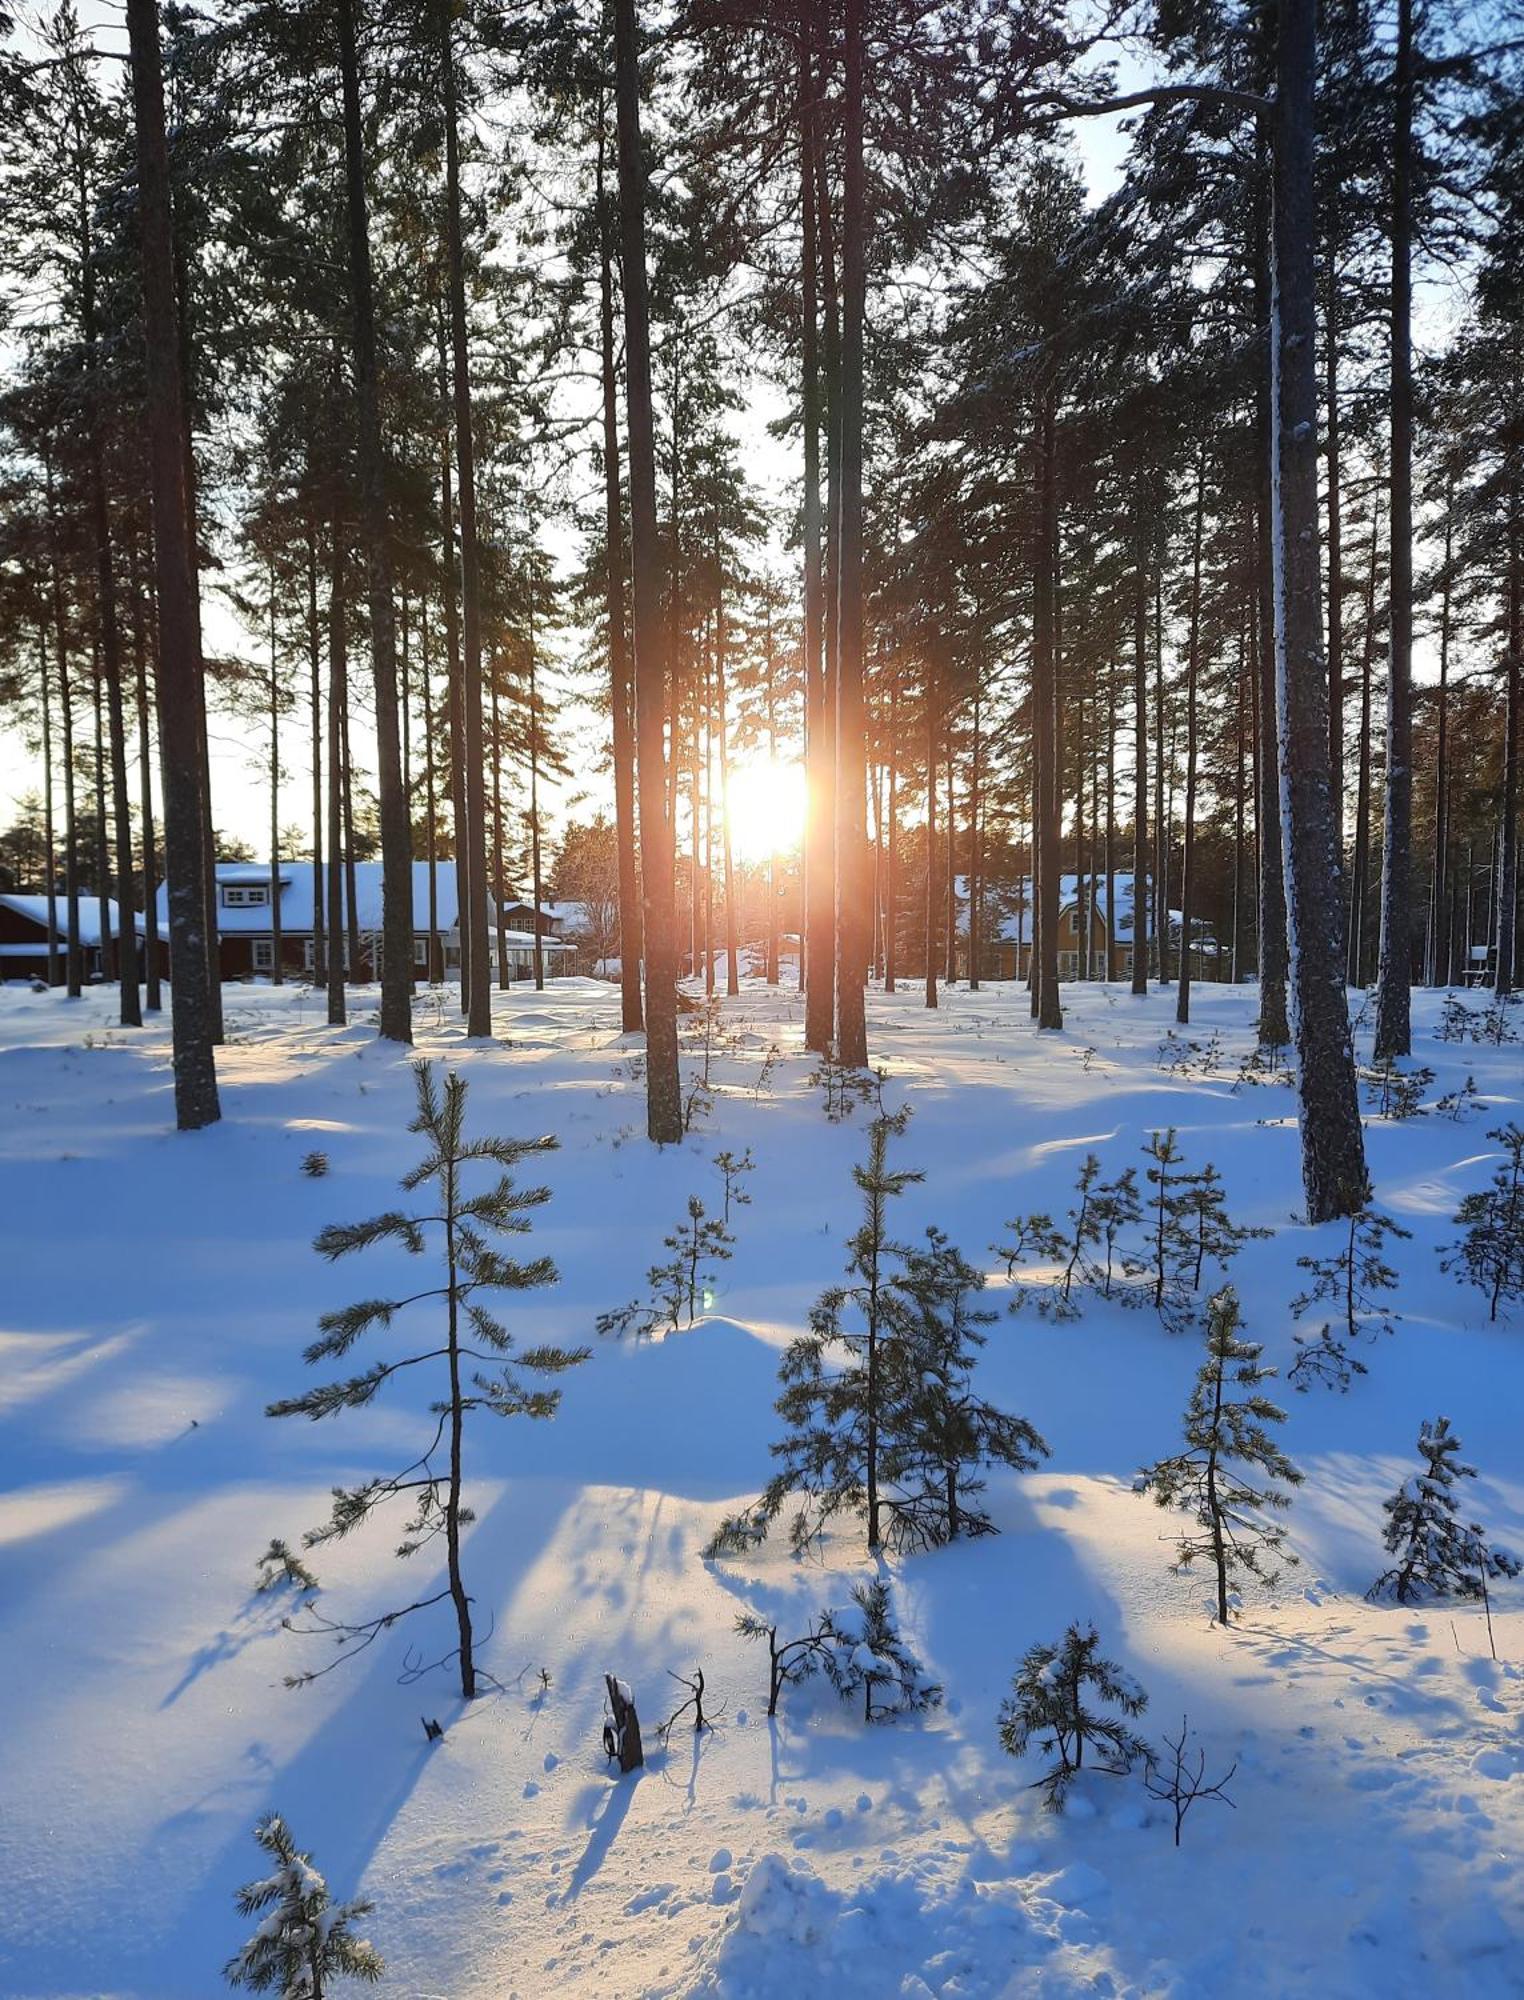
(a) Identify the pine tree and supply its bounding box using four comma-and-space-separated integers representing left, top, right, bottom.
1091, 1165, 1142, 1301
821, 1578, 940, 1724
1367, 1417, 1520, 1605
997, 1622, 1150, 1812
1138, 1287, 1302, 1623
1289, 1204, 1410, 1391
224, 1813, 382, 1996
1442, 1123, 1524, 1321
885, 1227, 1049, 1545
268, 1062, 587, 1698
705, 1108, 922, 1556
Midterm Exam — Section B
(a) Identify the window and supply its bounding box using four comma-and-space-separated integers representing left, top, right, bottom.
251, 937, 275, 972
413, 937, 428, 967
222, 884, 269, 908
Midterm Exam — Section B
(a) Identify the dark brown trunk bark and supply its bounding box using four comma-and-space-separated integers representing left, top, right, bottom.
615, 0, 682, 1141
438, 0, 493, 1037
125, 0, 219, 1126
336, 0, 411, 1043
598, 110, 644, 1031
1271, 0, 1369, 1219
1374, 0, 1414, 1058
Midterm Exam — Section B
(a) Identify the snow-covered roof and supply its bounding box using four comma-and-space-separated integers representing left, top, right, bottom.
156, 862, 462, 935
955, 873, 1148, 946
0, 893, 143, 946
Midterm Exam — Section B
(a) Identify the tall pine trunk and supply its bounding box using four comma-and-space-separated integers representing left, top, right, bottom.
438, 0, 493, 1037
125, 0, 219, 1127
800, 40, 835, 1052
1176, 449, 1206, 1026
1373, 0, 1414, 1058
336, 0, 411, 1043
1034, 395, 1063, 1029
615, 0, 682, 1142
1270, 0, 1368, 1219
598, 111, 643, 1031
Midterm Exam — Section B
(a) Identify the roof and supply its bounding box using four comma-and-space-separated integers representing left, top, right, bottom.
157, 862, 462, 935
955, 873, 1149, 946
0, 893, 143, 946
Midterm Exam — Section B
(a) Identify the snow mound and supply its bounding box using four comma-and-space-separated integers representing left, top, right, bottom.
683, 1851, 1127, 1997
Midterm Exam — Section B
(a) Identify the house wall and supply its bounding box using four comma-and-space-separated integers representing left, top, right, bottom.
0, 905, 101, 983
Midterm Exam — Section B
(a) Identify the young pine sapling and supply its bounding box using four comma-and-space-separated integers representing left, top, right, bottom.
268, 1062, 587, 1699
714, 1147, 755, 1225
821, 1578, 941, 1724
997, 1621, 1150, 1812
597, 1194, 736, 1338
1288, 1204, 1410, 1392
884, 1226, 1049, 1546
705, 1109, 922, 1557
1442, 1124, 1524, 1321
1137, 1286, 1302, 1623
1367, 1416, 1520, 1610
224, 1812, 382, 1996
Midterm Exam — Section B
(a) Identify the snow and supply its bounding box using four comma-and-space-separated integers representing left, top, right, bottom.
0, 891, 143, 947
2, 974, 1524, 1998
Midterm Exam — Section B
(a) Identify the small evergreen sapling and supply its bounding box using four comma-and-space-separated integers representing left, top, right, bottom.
705, 1109, 922, 1556
224, 1812, 382, 1996
1360, 1059, 1436, 1119
1138, 1287, 1302, 1623
255, 1539, 318, 1595
714, 1147, 755, 1225
885, 1227, 1049, 1546
821, 1578, 941, 1723
997, 1622, 1149, 1811
1288, 1205, 1410, 1392
1367, 1417, 1520, 1606
1139, 1133, 1265, 1327
994, 1157, 1139, 1316
991, 1208, 1068, 1310
597, 1193, 736, 1337
268, 1062, 587, 1699
1442, 1123, 1524, 1321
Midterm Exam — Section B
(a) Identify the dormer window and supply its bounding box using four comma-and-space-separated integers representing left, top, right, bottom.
222, 884, 270, 908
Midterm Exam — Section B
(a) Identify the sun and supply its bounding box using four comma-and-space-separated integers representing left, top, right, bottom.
724, 755, 807, 865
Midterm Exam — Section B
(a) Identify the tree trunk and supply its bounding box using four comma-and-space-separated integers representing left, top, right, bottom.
327, 515, 348, 1028
306, 525, 326, 986
268, 578, 284, 984
1034, 396, 1063, 1029
1131, 497, 1149, 996
598, 110, 644, 1031
1347, 495, 1381, 988
1254, 128, 1292, 1048
1498, 512, 1522, 998
1270, 0, 1369, 1220
1374, 0, 1415, 1057
1176, 449, 1206, 1026
438, 0, 493, 1038
125, 0, 219, 1127
924, 669, 939, 1010
615, 0, 682, 1142
336, 0, 411, 1044
800, 43, 835, 1053
1429, 484, 1455, 986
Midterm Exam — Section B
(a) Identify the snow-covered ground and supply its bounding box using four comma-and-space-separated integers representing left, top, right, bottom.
2, 973, 1522, 2000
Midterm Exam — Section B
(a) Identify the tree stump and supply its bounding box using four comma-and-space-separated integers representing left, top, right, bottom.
603, 1674, 644, 1774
